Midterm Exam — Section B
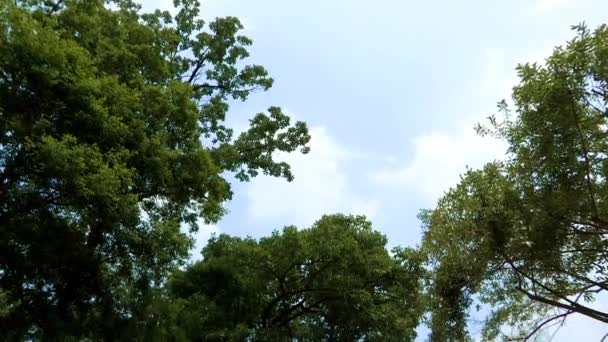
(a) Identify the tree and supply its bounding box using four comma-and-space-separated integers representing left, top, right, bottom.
422, 23, 608, 340
0, 0, 310, 339
167, 214, 425, 341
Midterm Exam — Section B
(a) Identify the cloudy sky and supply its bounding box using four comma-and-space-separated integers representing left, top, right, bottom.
142, 0, 607, 339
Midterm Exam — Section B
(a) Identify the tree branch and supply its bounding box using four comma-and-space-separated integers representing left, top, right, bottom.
508, 311, 573, 341
504, 256, 608, 323
187, 51, 208, 84
46, 0, 64, 14
557, 268, 608, 292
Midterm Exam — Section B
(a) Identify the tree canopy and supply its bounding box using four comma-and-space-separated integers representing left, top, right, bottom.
3, 0, 608, 340
165, 215, 424, 341
422, 24, 608, 340
0, 0, 309, 339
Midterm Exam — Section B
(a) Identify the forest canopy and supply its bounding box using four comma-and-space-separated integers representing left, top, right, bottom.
1, 0, 608, 341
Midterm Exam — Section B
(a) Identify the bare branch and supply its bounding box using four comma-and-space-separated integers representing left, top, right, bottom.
504, 257, 608, 323
187, 50, 209, 84
507, 311, 573, 342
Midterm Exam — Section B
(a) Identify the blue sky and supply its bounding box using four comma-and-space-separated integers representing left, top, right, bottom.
142, 0, 608, 339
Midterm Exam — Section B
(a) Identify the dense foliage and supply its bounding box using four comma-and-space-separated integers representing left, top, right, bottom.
0, 0, 310, 339
422, 24, 608, 340
3, 0, 608, 340
166, 215, 424, 341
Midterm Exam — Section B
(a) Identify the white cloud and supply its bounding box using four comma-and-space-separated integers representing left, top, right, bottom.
369, 45, 560, 207
370, 49, 513, 205
371, 128, 506, 203
535, 0, 572, 13
246, 126, 378, 228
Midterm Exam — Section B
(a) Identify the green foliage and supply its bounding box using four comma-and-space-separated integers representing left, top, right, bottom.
167, 214, 425, 341
423, 23, 608, 340
7, 0, 608, 340
0, 0, 309, 339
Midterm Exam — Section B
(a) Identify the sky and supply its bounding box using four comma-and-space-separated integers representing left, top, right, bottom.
141, 0, 608, 339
